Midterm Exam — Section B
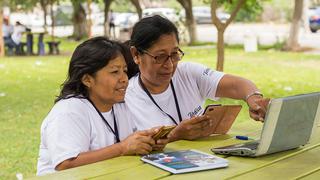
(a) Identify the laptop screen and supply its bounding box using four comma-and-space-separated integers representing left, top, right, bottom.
257, 92, 320, 155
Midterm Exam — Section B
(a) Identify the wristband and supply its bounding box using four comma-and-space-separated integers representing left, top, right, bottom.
245, 91, 263, 102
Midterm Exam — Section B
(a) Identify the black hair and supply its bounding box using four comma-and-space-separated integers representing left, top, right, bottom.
122, 40, 139, 78
55, 36, 128, 103
127, 15, 180, 78
130, 15, 179, 52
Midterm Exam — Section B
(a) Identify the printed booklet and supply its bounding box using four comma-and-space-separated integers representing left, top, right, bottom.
141, 149, 228, 174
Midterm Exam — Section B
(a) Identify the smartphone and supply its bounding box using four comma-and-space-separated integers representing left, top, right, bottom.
202, 104, 222, 115
152, 125, 176, 140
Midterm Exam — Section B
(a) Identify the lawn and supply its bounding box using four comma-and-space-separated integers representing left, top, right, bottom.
0, 41, 319, 179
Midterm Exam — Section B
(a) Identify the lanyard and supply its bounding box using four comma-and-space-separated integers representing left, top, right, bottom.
87, 98, 120, 143
138, 74, 182, 125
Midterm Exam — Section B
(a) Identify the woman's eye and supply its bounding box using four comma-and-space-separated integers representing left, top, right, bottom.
111, 70, 119, 74
158, 54, 167, 58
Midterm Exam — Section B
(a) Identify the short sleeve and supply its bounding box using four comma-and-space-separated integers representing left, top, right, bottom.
45, 112, 91, 169
179, 62, 224, 100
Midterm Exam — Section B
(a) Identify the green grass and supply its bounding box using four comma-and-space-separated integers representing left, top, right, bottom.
0, 40, 319, 179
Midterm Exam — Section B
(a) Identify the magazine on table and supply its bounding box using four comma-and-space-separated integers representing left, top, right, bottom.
141, 149, 228, 174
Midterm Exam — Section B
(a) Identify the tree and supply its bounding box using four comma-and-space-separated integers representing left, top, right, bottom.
49, 0, 56, 42
103, 0, 114, 36
0, 0, 11, 57
177, 0, 197, 44
0, 8, 4, 57
130, 0, 142, 19
87, 0, 93, 37
284, 0, 304, 51
102, 0, 141, 37
211, 0, 246, 71
0, 0, 40, 56
71, 0, 88, 40
40, 0, 50, 33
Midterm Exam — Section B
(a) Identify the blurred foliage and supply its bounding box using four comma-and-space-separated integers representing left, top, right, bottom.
272, 0, 294, 22
55, 8, 73, 26
2, 0, 38, 11
219, 0, 264, 22
110, 0, 136, 12
1, 0, 302, 23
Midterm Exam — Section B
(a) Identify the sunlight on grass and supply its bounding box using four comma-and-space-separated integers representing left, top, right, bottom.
0, 42, 319, 179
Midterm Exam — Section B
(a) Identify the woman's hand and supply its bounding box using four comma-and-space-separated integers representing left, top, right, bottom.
152, 138, 170, 151
55, 129, 158, 171
247, 95, 270, 122
147, 126, 170, 151
119, 130, 156, 155
167, 115, 211, 141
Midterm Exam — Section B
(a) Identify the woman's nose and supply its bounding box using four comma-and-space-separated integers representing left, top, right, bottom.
162, 56, 174, 68
120, 71, 128, 83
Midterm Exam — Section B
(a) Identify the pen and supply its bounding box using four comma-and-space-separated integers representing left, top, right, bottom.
235, 135, 252, 140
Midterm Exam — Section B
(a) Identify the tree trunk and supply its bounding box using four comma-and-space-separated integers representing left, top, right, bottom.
71, 0, 88, 40
50, 0, 55, 42
130, 0, 142, 19
211, 0, 245, 71
40, 0, 48, 33
216, 29, 225, 71
0, 9, 4, 57
104, 0, 113, 36
87, 0, 92, 37
285, 0, 304, 51
177, 0, 197, 45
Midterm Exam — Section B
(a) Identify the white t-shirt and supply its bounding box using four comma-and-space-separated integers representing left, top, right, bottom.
11, 25, 26, 44
2, 24, 13, 37
125, 62, 224, 130
37, 97, 136, 176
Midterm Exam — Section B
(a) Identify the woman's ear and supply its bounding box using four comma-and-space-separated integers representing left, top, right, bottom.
130, 46, 140, 65
81, 74, 92, 88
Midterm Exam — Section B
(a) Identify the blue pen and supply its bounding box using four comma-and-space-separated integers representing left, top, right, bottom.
236, 135, 251, 140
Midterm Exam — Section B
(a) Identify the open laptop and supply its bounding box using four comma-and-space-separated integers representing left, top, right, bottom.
211, 92, 320, 157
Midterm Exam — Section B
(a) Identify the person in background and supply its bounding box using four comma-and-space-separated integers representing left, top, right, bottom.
37, 37, 167, 176
109, 9, 116, 38
11, 21, 27, 54
125, 15, 270, 142
2, 17, 15, 55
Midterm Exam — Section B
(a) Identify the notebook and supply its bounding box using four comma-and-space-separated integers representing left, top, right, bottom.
211, 92, 320, 157
141, 149, 228, 174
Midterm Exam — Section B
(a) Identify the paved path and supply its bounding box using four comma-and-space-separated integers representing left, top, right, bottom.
35, 23, 320, 50
197, 23, 320, 49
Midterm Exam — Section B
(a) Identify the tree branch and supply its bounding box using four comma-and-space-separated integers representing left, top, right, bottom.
211, 0, 223, 29
224, 0, 246, 27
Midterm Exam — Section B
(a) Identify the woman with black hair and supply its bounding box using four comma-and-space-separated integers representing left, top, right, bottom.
37, 37, 164, 175
125, 15, 269, 141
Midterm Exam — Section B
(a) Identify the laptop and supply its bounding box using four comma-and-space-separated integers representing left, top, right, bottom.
211, 92, 320, 157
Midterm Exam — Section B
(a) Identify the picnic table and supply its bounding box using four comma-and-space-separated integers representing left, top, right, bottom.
17, 31, 45, 56
29, 120, 320, 180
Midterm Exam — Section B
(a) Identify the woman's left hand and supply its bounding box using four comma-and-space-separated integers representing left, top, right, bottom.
152, 138, 170, 151
247, 95, 270, 122
148, 126, 170, 151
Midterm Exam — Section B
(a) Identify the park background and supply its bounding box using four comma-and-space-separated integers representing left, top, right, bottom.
1, 0, 320, 179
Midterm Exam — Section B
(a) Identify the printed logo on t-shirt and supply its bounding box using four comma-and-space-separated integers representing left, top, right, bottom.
187, 105, 202, 118
203, 68, 214, 76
